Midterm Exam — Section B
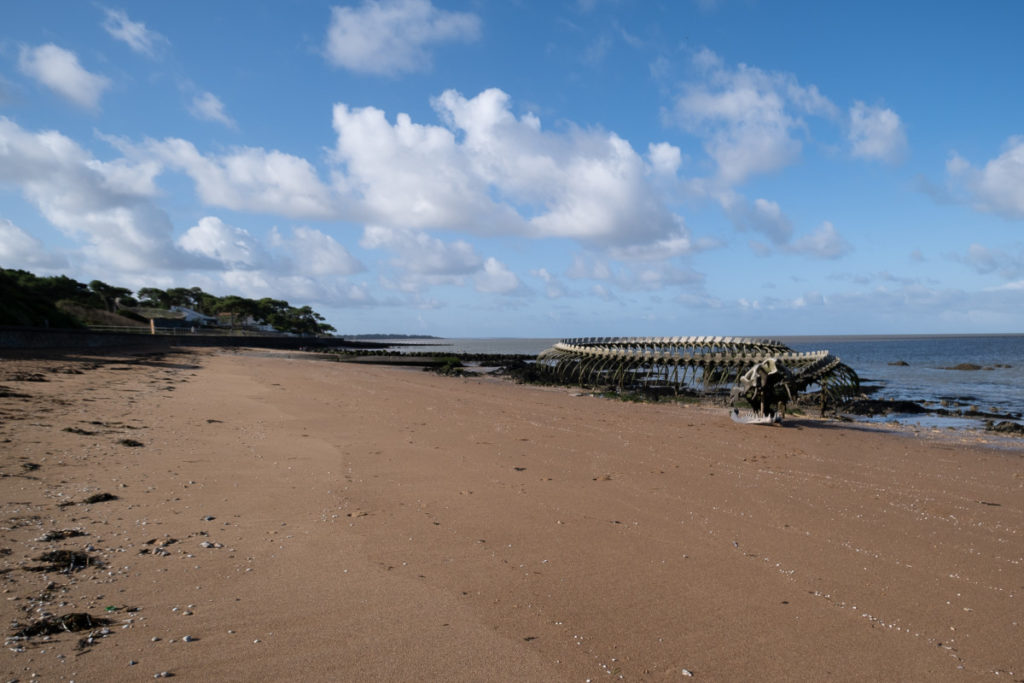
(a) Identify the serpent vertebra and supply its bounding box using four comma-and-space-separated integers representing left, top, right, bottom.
537, 336, 859, 421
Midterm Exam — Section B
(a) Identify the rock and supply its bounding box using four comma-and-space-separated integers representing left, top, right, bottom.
986, 420, 1024, 435
844, 399, 927, 416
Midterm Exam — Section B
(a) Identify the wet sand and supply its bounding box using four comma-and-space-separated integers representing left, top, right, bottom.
1, 348, 1022, 681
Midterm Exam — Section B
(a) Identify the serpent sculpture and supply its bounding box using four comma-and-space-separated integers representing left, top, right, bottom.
537, 337, 859, 424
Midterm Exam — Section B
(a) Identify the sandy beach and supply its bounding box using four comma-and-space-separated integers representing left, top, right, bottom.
1, 348, 1022, 681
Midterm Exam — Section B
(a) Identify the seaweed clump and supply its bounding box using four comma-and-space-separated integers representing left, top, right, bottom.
12, 612, 113, 638
26, 550, 101, 573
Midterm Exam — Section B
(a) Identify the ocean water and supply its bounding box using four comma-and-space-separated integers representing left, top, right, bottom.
783, 335, 1024, 418
369, 335, 1024, 427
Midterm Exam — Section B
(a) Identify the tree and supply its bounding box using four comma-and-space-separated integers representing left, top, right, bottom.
213, 295, 261, 330
0, 269, 82, 327
88, 280, 133, 312
137, 287, 170, 308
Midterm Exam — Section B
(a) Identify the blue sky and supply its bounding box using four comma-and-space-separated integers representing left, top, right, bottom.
1, 1, 1022, 337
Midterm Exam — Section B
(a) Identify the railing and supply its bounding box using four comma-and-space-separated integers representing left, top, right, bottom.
84, 325, 296, 337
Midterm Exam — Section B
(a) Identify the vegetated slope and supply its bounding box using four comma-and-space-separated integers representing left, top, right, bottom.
0, 269, 81, 328
54, 302, 149, 328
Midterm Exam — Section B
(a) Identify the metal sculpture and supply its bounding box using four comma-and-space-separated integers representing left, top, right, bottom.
537, 336, 858, 424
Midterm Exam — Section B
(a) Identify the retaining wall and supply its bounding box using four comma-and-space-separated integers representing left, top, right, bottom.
0, 327, 378, 353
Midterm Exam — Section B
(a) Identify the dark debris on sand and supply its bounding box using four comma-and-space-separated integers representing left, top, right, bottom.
57, 492, 119, 508
26, 550, 101, 573
11, 612, 113, 639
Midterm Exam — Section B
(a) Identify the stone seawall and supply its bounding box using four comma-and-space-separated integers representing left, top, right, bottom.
0, 326, 384, 353
0, 326, 171, 352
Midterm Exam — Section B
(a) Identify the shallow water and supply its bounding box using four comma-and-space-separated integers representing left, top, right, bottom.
369, 334, 1024, 429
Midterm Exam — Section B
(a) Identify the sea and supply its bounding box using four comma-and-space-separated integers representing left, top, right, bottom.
364, 334, 1024, 430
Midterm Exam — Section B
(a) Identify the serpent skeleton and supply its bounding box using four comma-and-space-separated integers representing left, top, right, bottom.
537, 336, 859, 424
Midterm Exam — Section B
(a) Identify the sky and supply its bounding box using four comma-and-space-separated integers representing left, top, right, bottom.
1, 1, 1022, 337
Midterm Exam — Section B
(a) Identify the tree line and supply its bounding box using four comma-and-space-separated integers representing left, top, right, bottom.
0, 268, 336, 336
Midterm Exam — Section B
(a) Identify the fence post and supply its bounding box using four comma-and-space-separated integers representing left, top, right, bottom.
150, 319, 155, 335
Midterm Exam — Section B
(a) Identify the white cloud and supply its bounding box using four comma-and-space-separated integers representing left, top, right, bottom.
178, 216, 266, 268
325, 0, 480, 76
718, 192, 793, 245
0, 116, 181, 272
621, 263, 704, 290
671, 48, 836, 185
361, 225, 480, 275
189, 91, 236, 128
177, 220, 367, 306
531, 267, 566, 298
144, 138, 337, 219
287, 227, 364, 276
606, 224, 697, 261
647, 142, 682, 176
0, 218, 68, 269
849, 102, 907, 163
102, 8, 167, 57
332, 101, 510, 232
332, 88, 690, 247
793, 291, 825, 308
217, 270, 372, 308
179, 218, 363, 278
567, 254, 613, 280
474, 257, 521, 294
360, 225, 483, 290
946, 137, 1024, 219
788, 221, 852, 259
18, 44, 111, 109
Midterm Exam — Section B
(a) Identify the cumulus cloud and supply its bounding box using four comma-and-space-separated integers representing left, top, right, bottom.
360, 225, 483, 290
718, 193, 793, 245
18, 44, 111, 109
176, 219, 367, 306
142, 138, 337, 219
946, 137, 1024, 219
189, 91, 236, 128
178, 216, 266, 268
102, 8, 167, 57
332, 101, 512, 232
531, 268, 566, 298
849, 102, 907, 163
286, 227, 365, 276
606, 224, 698, 261
670, 48, 836, 185
788, 221, 852, 259
218, 269, 372, 308
474, 257, 521, 294
0, 116, 181, 271
332, 88, 692, 248
566, 251, 703, 291
647, 142, 683, 176
324, 0, 480, 76
0, 218, 68, 269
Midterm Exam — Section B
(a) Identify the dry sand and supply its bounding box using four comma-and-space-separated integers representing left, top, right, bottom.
1, 348, 1022, 682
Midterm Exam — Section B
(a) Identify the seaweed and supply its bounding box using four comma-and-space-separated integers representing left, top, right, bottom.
12, 612, 113, 638
26, 549, 101, 573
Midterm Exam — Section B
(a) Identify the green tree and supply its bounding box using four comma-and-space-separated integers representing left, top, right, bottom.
0, 269, 82, 327
213, 295, 261, 330
88, 280, 133, 312
137, 287, 170, 308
